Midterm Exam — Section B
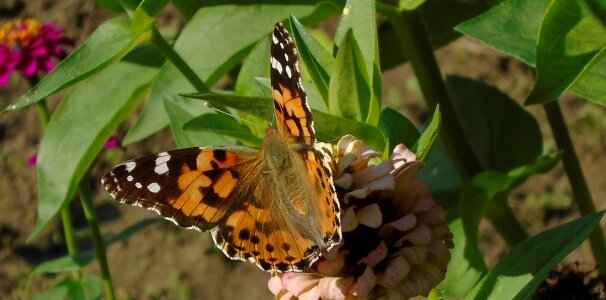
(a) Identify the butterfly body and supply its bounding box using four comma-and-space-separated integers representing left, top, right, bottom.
102, 23, 341, 272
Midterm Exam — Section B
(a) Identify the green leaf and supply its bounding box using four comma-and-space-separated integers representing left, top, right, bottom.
329, 30, 371, 121
334, 0, 376, 83
399, 0, 427, 10
456, 0, 551, 66
163, 97, 235, 148
290, 15, 334, 107
124, 2, 332, 144
465, 211, 605, 300
33, 252, 95, 274
459, 152, 561, 250
96, 0, 125, 12
235, 39, 270, 97
568, 51, 606, 106
439, 218, 487, 297
105, 217, 159, 244
379, 0, 495, 71
412, 104, 440, 162
184, 114, 263, 146
182, 93, 385, 151
378, 107, 420, 154
30, 62, 157, 240
585, 0, 606, 26
34, 275, 103, 300
527, 0, 606, 105
4, 17, 149, 112
447, 76, 542, 172
417, 139, 462, 205
132, 0, 169, 32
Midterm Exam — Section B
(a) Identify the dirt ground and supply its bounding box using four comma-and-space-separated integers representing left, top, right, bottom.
1, 1, 605, 299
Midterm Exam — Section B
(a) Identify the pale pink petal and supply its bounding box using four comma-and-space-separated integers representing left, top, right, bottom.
341, 206, 358, 232
268, 275, 284, 295
397, 225, 432, 247
316, 253, 345, 276
318, 277, 354, 300
393, 246, 427, 265
282, 273, 320, 296
377, 256, 411, 288
333, 173, 352, 189
352, 160, 393, 185
356, 204, 382, 229
357, 241, 388, 266
427, 240, 451, 266
298, 285, 321, 300
349, 266, 376, 298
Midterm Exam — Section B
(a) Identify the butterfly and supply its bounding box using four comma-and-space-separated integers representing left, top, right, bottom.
102, 23, 342, 273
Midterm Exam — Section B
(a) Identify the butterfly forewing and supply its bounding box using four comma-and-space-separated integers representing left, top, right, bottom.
102, 147, 260, 230
271, 23, 315, 146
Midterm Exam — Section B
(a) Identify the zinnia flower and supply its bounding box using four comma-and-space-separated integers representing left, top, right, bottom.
104, 135, 122, 150
533, 262, 605, 300
0, 18, 73, 86
27, 153, 37, 166
269, 135, 454, 299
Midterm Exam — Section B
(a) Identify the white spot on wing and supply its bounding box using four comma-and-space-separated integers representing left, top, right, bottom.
125, 161, 136, 172
147, 182, 161, 193
285, 65, 292, 78
271, 57, 283, 74
272, 35, 278, 44
154, 154, 171, 175
284, 53, 289, 61
127, 175, 133, 182
135, 182, 142, 189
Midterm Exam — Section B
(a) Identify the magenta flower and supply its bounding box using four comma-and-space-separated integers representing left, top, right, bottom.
104, 136, 122, 149
0, 18, 73, 86
27, 153, 37, 166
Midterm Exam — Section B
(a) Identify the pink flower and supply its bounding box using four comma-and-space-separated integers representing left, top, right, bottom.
269, 135, 454, 299
0, 18, 73, 86
104, 136, 121, 149
27, 153, 37, 166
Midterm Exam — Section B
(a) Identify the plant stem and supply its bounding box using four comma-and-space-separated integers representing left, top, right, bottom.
544, 101, 606, 276
486, 194, 528, 246
79, 177, 116, 300
150, 26, 209, 93
28, 75, 82, 280
377, 4, 528, 244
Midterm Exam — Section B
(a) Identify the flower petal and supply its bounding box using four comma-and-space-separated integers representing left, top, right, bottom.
357, 241, 388, 266
350, 266, 376, 298
282, 273, 321, 296
356, 204, 382, 229
377, 256, 411, 288
318, 277, 354, 300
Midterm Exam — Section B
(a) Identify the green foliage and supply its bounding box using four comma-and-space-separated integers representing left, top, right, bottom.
7, 0, 606, 298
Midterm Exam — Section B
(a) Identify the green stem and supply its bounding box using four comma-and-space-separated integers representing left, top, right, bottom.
544, 101, 606, 276
377, 4, 528, 244
28, 75, 82, 279
150, 26, 209, 93
79, 177, 116, 300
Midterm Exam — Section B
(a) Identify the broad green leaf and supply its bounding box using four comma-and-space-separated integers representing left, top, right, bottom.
329, 30, 371, 121
163, 97, 235, 148
334, 0, 381, 125
34, 275, 102, 300
334, 0, 375, 83
96, 0, 125, 12
439, 218, 487, 297
569, 51, 606, 106
378, 107, 420, 154
417, 139, 462, 206
447, 76, 542, 172
399, 0, 426, 10
456, 0, 551, 66
412, 105, 440, 162
170, 0, 203, 20
120, 43, 165, 67
379, 0, 495, 71
184, 114, 263, 146
235, 39, 270, 97
124, 2, 334, 145
527, 0, 606, 105
182, 93, 385, 151
105, 217, 159, 244
290, 15, 334, 107
465, 211, 605, 300
5, 17, 149, 112
30, 62, 157, 240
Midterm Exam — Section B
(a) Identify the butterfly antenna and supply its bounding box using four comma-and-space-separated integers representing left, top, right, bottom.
203, 102, 262, 129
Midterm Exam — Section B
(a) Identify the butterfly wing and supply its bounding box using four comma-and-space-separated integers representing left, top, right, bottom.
271, 23, 315, 146
102, 147, 261, 231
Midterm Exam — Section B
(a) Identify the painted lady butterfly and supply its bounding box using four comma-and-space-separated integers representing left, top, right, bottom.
102, 23, 342, 272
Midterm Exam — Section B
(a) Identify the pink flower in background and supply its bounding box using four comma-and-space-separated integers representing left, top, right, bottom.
0, 18, 73, 86
104, 136, 122, 149
27, 153, 37, 166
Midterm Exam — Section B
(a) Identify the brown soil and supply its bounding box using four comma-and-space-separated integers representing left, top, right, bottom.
1, 0, 605, 299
